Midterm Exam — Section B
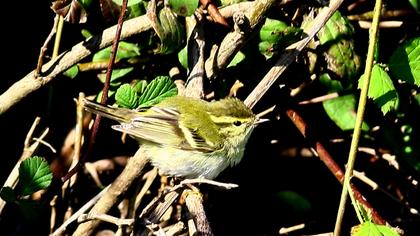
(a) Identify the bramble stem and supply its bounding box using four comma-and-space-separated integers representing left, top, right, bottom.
333, 0, 384, 234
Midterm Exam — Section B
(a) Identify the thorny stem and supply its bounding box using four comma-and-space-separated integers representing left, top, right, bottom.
334, 0, 384, 234
61, 0, 129, 182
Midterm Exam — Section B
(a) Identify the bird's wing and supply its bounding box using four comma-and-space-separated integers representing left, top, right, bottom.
112, 107, 216, 152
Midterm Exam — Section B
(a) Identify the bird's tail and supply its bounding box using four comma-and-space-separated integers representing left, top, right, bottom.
82, 99, 136, 123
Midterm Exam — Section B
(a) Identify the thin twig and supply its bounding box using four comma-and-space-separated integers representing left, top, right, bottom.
334, 0, 384, 233
52, 185, 110, 236
0, 15, 152, 115
35, 15, 60, 77
279, 223, 306, 234
78, 213, 134, 227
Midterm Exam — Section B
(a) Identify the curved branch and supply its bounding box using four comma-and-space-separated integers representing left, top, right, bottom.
0, 15, 152, 115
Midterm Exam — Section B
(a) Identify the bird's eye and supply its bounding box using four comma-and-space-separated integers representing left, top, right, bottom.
233, 121, 242, 126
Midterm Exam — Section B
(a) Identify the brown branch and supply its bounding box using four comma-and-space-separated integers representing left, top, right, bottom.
184, 189, 213, 236
285, 108, 386, 225
0, 15, 152, 115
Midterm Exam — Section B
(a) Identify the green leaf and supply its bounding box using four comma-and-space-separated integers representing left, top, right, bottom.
323, 94, 369, 131
63, 65, 79, 79
317, 11, 360, 79
389, 37, 420, 86
98, 67, 134, 85
275, 191, 312, 214
115, 84, 140, 109
259, 19, 288, 43
18, 156, 52, 196
318, 10, 355, 45
133, 80, 148, 94
167, 0, 199, 16
319, 73, 345, 93
96, 90, 117, 103
0, 187, 17, 202
93, 41, 141, 62
351, 222, 399, 236
93, 41, 140, 84
228, 51, 245, 68
178, 46, 188, 69
358, 64, 399, 115
408, 0, 420, 12
138, 76, 178, 108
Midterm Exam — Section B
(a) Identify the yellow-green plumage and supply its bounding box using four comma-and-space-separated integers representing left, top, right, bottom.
83, 96, 258, 179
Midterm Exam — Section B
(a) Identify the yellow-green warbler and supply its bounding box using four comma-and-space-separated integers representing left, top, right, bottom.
83, 96, 265, 179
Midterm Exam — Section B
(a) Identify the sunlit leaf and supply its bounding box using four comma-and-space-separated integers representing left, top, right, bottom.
323, 94, 369, 131
358, 64, 399, 115
228, 51, 245, 68
115, 84, 140, 109
138, 76, 178, 108
351, 222, 399, 236
389, 37, 420, 86
63, 65, 79, 79
19, 157, 52, 196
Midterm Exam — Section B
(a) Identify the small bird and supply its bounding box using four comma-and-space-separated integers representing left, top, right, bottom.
83, 96, 264, 179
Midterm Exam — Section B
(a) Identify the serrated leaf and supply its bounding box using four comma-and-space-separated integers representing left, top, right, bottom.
18, 157, 52, 196
323, 94, 369, 131
138, 76, 178, 108
358, 64, 399, 115
115, 84, 140, 109
167, 0, 199, 16
389, 37, 420, 86
63, 65, 79, 79
351, 222, 399, 236
0, 187, 17, 202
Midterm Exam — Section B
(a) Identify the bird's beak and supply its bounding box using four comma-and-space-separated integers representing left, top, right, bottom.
255, 118, 269, 125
